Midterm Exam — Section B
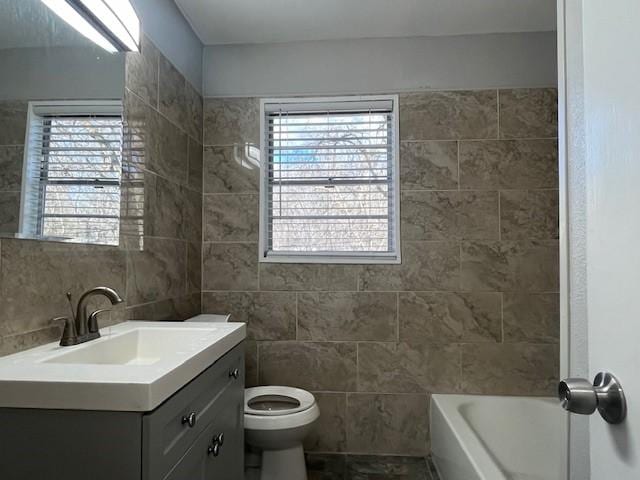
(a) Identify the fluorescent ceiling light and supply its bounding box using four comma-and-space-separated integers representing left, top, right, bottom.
41, 0, 140, 53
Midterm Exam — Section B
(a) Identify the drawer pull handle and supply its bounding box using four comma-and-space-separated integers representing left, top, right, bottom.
182, 412, 197, 428
213, 433, 224, 446
208, 442, 221, 457
229, 368, 240, 379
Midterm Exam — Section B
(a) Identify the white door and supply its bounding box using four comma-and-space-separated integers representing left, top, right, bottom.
560, 0, 640, 478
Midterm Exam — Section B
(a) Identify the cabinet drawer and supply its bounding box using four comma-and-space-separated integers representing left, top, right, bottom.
143, 344, 244, 480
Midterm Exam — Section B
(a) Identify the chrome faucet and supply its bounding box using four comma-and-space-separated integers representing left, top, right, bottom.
56, 287, 124, 346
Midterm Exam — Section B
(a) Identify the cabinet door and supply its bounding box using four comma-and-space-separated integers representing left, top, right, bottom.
164, 421, 216, 480
205, 377, 244, 480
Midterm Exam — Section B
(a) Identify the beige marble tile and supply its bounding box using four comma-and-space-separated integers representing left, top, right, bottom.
346, 455, 432, 478
399, 292, 501, 343
346, 393, 429, 455
126, 292, 200, 321
400, 91, 498, 140
202, 242, 258, 290
185, 81, 203, 142
124, 35, 159, 108
500, 189, 559, 240
203, 146, 260, 193
203, 194, 259, 242
0, 239, 125, 336
203, 97, 259, 146
306, 453, 346, 479
357, 342, 461, 393
499, 88, 558, 139
297, 292, 397, 341
144, 173, 201, 243
503, 293, 559, 343
0, 326, 61, 358
187, 138, 203, 192
0, 192, 20, 232
459, 139, 558, 189
461, 343, 559, 395
159, 55, 188, 131
400, 141, 458, 190
124, 90, 188, 185
186, 242, 201, 294
0, 100, 27, 145
401, 190, 499, 241
259, 263, 358, 291
202, 291, 296, 340
359, 242, 459, 291
259, 341, 357, 391
244, 340, 258, 388
461, 240, 559, 292
0, 146, 23, 190
304, 392, 347, 452
125, 236, 186, 305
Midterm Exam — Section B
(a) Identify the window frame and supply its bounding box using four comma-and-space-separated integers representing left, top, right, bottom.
258, 95, 401, 264
19, 100, 123, 245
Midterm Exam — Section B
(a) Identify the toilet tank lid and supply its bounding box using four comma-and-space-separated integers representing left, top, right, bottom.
185, 314, 230, 323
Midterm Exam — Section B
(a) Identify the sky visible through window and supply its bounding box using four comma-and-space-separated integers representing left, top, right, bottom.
268, 111, 393, 253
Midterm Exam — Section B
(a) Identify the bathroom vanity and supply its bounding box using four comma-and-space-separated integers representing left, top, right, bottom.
0, 322, 246, 480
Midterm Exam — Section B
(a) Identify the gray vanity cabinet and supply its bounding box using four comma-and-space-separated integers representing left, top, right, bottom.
0, 343, 244, 480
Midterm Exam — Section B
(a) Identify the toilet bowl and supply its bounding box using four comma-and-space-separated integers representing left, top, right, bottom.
185, 315, 320, 480
245, 386, 320, 480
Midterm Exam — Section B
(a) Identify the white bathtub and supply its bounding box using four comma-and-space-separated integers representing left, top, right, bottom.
430, 394, 567, 480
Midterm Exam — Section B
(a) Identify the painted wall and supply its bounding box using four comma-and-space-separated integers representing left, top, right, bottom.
0, 37, 203, 356
203, 32, 557, 97
0, 47, 124, 101
200, 88, 559, 456
131, 0, 203, 93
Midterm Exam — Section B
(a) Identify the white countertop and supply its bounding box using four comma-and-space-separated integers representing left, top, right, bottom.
0, 321, 246, 412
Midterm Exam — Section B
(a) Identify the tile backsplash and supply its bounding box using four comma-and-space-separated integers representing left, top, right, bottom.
201, 88, 559, 456
0, 36, 203, 356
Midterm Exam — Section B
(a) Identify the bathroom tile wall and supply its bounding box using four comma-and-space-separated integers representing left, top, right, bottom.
0, 36, 203, 356
202, 88, 559, 456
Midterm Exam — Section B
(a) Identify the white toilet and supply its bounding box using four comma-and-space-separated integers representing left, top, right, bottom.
186, 315, 320, 480
245, 386, 320, 480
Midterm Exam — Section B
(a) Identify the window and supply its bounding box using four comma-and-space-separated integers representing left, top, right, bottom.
259, 96, 400, 264
21, 101, 123, 245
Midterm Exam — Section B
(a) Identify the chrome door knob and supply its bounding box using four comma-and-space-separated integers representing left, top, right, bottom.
558, 372, 626, 424
182, 411, 197, 427
229, 368, 240, 379
208, 442, 220, 457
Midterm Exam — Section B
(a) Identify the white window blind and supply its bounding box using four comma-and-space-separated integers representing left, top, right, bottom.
21, 101, 123, 245
260, 96, 400, 264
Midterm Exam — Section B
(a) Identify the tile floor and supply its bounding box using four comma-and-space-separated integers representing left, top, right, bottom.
246, 454, 441, 479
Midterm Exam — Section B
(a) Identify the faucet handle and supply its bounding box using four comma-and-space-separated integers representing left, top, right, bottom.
88, 309, 109, 334
53, 316, 78, 346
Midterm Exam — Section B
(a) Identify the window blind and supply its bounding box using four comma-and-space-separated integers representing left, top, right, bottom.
261, 97, 399, 262
22, 103, 123, 245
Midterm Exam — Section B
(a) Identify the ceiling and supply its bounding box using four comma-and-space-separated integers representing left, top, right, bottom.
175, 0, 557, 46
0, 0, 91, 50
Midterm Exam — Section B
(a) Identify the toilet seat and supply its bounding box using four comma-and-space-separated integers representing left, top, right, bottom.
245, 386, 315, 416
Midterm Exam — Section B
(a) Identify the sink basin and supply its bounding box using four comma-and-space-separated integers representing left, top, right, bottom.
0, 321, 246, 411
45, 327, 210, 366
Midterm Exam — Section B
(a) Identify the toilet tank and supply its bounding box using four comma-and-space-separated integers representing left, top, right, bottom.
185, 314, 230, 323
